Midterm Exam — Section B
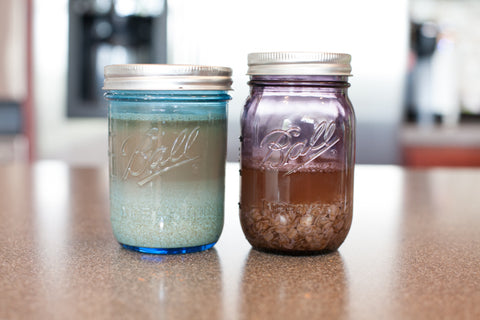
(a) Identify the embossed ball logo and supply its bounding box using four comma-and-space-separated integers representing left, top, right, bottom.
260, 120, 339, 175
119, 127, 200, 186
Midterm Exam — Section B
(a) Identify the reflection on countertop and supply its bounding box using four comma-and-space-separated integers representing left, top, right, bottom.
240, 250, 347, 319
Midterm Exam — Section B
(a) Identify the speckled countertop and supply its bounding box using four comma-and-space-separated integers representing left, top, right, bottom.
1, 162, 479, 319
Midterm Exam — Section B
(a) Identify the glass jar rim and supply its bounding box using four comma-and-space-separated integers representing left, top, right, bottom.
247, 52, 352, 76
103, 64, 233, 91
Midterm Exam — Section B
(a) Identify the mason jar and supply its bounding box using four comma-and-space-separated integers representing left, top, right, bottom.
240, 52, 355, 254
104, 64, 232, 254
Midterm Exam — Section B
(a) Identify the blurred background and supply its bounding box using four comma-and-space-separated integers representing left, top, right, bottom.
1, 0, 480, 166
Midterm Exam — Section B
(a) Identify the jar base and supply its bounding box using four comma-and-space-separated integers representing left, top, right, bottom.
251, 246, 338, 256
120, 242, 216, 255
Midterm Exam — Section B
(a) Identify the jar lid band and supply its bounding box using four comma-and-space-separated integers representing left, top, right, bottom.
103, 64, 233, 90
247, 52, 352, 76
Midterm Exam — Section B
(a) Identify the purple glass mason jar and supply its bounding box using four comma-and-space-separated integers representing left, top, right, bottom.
240, 52, 355, 254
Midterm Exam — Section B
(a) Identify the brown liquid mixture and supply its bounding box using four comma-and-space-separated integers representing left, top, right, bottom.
240, 166, 353, 253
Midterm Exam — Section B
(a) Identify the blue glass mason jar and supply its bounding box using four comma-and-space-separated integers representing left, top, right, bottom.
103, 64, 232, 254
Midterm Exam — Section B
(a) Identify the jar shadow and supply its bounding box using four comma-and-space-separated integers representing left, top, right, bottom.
239, 249, 348, 320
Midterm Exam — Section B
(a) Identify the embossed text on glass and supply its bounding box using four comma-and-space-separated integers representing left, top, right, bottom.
260, 120, 339, 175
120, 127, 200, 186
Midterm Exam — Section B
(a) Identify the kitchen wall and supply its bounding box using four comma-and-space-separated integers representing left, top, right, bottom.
0, 0, 29, 162
34, 0, 107, 165
33, 0, 409, 165
168, 0, 409, 163
0, 0, 27, 102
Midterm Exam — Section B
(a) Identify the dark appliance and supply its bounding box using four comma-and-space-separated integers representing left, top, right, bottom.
67, 0, 167, 117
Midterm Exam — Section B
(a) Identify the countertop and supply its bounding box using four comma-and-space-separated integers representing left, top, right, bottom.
1, 162, 479, 319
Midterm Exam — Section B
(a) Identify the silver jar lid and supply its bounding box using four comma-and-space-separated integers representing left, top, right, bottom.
103, 64, 233, 90
247, 52, 352, 76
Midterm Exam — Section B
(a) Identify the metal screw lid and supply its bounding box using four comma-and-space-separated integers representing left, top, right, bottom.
103, 64, 233, 90
247, 52, 352, 76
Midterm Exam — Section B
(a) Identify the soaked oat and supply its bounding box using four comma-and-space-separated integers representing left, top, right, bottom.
241, 200, 352, 253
